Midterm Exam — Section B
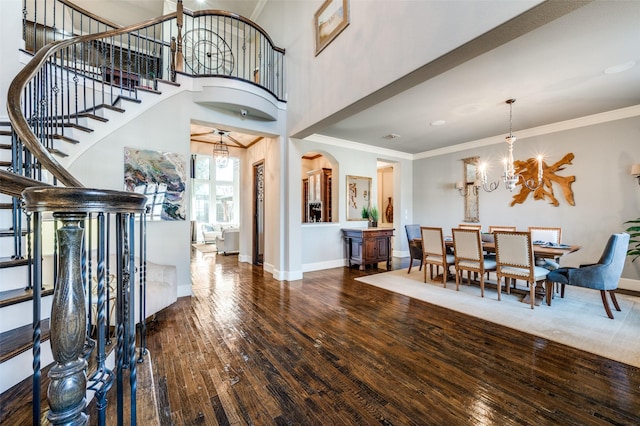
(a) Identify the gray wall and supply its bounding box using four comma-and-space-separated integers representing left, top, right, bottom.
412, 116, 640, 282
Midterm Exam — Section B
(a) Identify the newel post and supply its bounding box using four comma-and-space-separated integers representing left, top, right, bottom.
47, 212, 88, 425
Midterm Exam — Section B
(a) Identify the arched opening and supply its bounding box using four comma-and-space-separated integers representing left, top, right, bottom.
301, 151, 337, 223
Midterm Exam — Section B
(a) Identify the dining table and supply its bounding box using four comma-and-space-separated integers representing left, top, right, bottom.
411, 237, 582, 305
411, 237, 581, 261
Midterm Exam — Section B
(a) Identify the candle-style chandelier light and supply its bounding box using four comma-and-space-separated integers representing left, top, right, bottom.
479, 99, 543, 192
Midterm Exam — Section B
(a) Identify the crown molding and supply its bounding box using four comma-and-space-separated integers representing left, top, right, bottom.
415, 104, 640, 159
305, 105, 640, 161
304, 134, 414, 160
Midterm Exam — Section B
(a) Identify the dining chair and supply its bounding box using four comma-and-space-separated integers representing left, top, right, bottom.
528, 226, 562, 244
546, 233, 629, 319
452, 228, 497, 297
458, 223, 482, 231
489, 226, 516, 233
420, 227, 454, 286
405, 224, 423, 274
494, 231, 551, 309
528, 226, 563, 293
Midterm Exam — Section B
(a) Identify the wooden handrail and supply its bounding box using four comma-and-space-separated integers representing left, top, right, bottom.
0, 169, 51, 197
7, 12, 178, 188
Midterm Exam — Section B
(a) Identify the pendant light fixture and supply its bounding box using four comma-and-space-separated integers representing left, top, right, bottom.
212, 130, 229, 168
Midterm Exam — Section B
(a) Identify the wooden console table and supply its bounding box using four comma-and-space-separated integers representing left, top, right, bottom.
342, 228, 394, 270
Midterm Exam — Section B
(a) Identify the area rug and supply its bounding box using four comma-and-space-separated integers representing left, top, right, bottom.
355, 268, 640, 367
192, 243, 217, 253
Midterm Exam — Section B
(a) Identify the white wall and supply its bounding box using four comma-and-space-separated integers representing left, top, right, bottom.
257, 0, 542, 138
294, 135, 414, 273
412, 115, 640, 284
68, 84, 287, 294
0, 0, 25, 119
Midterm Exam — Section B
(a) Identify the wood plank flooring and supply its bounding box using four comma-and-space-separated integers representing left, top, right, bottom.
145, 250, 640, 425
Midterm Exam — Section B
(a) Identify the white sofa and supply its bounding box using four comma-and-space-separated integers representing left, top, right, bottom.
201, 223, 239, 244
201, 223, 222, 243
215, 228, 240, 255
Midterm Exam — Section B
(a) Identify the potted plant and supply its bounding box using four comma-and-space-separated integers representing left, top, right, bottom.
368, 206, 379, 228
625, 218, 640, 262
361, 206, 369, 221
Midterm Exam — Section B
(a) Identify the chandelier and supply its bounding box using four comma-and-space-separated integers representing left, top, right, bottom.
479, 99, 543, 192
212, 130, 229, 168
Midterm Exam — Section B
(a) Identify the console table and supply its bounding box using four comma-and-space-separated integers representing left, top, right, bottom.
342, 228, 394, 270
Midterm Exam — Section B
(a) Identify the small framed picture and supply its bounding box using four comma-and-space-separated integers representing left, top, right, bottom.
314, 0, 350, 56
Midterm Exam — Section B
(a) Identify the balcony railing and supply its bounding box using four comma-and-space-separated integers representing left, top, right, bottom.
23, 0, 286, 101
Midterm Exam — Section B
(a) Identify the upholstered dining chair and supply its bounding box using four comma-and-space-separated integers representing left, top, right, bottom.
494, 231, 551, 309
452, 228, 497, 297
458, 223, 482, 231
405, 224, 423, 274
489, 226, 516, 233
420, 227, 454, 286
528, 226, 562, 244
546, 233, 629, 319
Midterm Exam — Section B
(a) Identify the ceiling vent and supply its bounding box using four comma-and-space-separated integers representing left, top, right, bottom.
382, 133, 401, 140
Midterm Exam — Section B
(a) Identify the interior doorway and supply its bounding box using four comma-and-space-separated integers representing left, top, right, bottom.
253, 161, 264, 265
377, 161, 395, 229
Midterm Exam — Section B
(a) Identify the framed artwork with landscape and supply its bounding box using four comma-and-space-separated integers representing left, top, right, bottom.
314, 0, 350, 56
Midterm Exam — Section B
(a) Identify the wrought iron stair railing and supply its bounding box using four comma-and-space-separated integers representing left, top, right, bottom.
2, 1, 285, 424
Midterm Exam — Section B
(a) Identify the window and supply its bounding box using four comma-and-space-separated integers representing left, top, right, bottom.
192, 154, 239, 227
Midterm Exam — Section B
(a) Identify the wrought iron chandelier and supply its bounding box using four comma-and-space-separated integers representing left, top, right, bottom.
479, 99, 543, 192
213, 130, 229, 168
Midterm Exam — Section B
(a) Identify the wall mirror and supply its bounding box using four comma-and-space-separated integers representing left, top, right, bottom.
463, 156, 479, 223
346, 175, 371, 221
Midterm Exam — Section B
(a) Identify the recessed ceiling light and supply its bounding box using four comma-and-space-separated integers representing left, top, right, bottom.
604, 61, 636, 74
430, 120, 446, 126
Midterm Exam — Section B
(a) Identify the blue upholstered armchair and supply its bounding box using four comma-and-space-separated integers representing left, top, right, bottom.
546, 233, 630, 319
405, 224, 423, 274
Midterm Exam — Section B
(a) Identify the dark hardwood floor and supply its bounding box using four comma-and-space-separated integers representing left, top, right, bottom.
145, 249, 640, 425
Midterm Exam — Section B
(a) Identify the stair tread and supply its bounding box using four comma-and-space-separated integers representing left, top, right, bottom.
95, 103, 126, 113
0, 285, 54, 309
113, 95, 142, 105
51, 133, 80, 144
0, 257, 30, 268
0, 229, 28, 237
0, 318, 51, 364
136, 86, 161, 94
0, 339, 152, 425
47, 147, 68, 158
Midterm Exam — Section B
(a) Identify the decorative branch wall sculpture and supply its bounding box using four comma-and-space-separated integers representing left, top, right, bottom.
510, 153, 575, 207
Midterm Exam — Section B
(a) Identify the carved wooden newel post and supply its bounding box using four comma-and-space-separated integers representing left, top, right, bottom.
47, 212, 88, 425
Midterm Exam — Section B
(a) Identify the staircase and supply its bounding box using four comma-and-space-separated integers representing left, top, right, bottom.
0, 1, 286, 423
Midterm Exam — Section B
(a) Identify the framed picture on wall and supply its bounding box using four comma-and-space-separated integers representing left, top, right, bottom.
124, 147, 187, 221
314, 0, 350, 56
346, 175, 371, 221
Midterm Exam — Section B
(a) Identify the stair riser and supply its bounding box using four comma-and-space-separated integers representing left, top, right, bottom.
0, 209, 21, 225
0, 340, 53, 394
0, 265, 28, 293
0, 257, 57, 292
0, 295, 53, 333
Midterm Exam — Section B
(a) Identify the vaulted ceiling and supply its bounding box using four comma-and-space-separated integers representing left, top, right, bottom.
81, 1, 640, 156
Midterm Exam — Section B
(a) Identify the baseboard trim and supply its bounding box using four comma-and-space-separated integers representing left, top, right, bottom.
619, 278, 640, 292
302, 259, 345, 273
